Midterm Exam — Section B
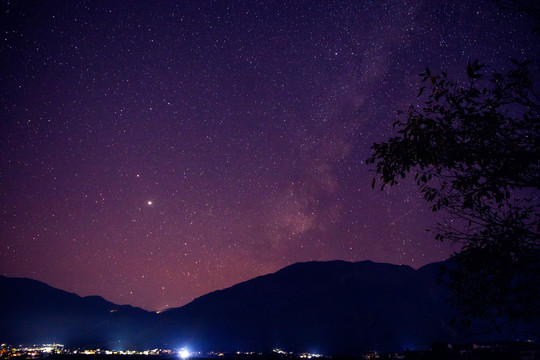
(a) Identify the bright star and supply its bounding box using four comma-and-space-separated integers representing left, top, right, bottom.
147, 200, 153, 206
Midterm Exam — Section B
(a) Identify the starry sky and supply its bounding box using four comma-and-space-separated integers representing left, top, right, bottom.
1, 1, 538, 311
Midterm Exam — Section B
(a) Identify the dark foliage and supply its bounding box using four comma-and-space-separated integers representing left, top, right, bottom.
367, 60, 540, 330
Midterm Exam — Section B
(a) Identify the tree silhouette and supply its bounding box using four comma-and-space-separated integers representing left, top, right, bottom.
367, 59, 540, 330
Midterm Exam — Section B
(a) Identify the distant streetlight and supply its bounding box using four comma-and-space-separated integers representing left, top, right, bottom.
179, 349, 189, 359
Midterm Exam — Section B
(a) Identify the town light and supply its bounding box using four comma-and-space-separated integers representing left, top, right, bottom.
179, 349, 190, 359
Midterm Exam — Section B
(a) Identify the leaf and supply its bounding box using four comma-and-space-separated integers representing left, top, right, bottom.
467, 62, 474, 78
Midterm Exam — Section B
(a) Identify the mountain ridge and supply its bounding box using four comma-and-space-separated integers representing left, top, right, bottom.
156, 259, 454, 354
0, 274, 157, 348
2, 259, 537, 354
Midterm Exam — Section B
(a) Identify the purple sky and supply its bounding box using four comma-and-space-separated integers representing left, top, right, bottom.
1, 1, 537, 311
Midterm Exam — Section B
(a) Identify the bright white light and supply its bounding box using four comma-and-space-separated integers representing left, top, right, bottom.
179, 349, 190, 359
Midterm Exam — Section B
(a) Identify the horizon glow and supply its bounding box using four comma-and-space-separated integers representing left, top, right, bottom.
1, 0, 537, 311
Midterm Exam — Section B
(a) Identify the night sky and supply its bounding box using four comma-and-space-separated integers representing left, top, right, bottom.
1, 1, 538, 311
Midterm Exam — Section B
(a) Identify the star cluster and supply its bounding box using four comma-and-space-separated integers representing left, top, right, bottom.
1, 1, 537, 310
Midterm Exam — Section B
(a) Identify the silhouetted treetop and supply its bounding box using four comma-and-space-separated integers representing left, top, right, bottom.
367, 59, 540, 330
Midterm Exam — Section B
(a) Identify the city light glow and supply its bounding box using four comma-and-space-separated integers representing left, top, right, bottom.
179, 349, 190, 359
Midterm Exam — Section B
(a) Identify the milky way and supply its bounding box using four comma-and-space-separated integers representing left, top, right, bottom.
1, 1, 537, 311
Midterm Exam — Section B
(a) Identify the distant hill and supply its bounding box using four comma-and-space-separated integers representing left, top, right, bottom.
0, 276, 157, 349
2, 260, 537, 354
158, 260, 458, 354
158, 260, 538, 354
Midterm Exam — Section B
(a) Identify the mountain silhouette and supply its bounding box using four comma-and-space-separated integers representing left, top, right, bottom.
158, 260, 459, 354
2, 260, 537, 354
0, 275, 157, 349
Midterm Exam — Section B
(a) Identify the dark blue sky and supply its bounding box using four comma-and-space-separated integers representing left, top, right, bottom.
1, 0, 537, 311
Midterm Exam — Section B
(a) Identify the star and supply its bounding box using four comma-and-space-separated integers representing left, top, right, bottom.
1, 0, 534, 312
